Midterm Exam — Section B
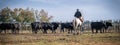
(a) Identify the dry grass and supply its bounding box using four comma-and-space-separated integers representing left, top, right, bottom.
0, 30, 120, 45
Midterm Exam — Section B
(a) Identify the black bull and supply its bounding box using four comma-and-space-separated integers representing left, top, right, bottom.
91, 22, 112, 33
31, 22, 60, 34
60, 22, 73, 33
0, 23, 21, 33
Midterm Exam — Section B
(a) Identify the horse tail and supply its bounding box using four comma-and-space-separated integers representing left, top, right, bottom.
73, 19, 77, 29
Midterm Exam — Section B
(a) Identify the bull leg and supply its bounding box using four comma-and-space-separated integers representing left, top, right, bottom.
17, 30, 19, 34
69, 29, 73, 34
41, 29, 44, 33
4, 30, 7, 33
103, 29, 104, 33
35, 31, 37, 34
0, 30, 3, 33
71, 29, 73, 33
54, 30, 56, 33
81, 26, 84, 34
15, 29, 19, 34
32, 29, 34, 33
68, 29, 70, 34
11, 30, 14, 33
104, 28, 107, 33
34, 29, 37, 34
104, 29, 106, 33
70, 29, 72, 34
15, 29, 17, 34
32, 29, 36, 34
12, 29, 15, 34
52, 30, 56, 33
35, 29, 38, 34
118, 27, 120, 32
54, 29, 56, 33
60, 30, 62, 33
92, 29, 94, 34
96, 29, 98, 33
43, 30, 47, 34
100, 29, 102, 33
51, 29, 54, 33
62, 29, 65, 33
32, 29, 37, 34
60, 28, 64, 33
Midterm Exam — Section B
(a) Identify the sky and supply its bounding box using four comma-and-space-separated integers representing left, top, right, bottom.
0, 0, 120, 22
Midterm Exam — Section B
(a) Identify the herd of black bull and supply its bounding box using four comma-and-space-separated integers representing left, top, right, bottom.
0, 21, 112, 34
31, 22, 74, 34
0, 22, 20, 33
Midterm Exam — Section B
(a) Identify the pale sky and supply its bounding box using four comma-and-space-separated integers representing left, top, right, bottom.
0, 0, 120, 22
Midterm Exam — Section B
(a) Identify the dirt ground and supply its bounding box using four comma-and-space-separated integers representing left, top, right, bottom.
0, 30, 120, 45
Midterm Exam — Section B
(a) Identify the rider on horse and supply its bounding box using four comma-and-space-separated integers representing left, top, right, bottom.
74, 9, 83, 22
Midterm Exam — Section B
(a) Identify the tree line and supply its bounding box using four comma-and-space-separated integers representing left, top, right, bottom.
0, 7, 53, 23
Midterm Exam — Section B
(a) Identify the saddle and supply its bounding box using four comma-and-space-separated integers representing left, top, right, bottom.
79, 17, 83, 22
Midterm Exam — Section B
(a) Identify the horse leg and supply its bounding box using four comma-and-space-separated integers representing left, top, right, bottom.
75, 23, 80, 34
73, 20, 76, 34
79, 26, 82, 34
76, 23, 80, 34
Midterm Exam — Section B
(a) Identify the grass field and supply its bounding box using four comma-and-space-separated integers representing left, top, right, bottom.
0, 30, 120, 45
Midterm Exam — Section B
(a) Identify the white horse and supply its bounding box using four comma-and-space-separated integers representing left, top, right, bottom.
72, 17, 83, 34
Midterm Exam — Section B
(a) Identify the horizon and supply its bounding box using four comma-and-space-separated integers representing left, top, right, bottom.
0, 0, 120, 22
